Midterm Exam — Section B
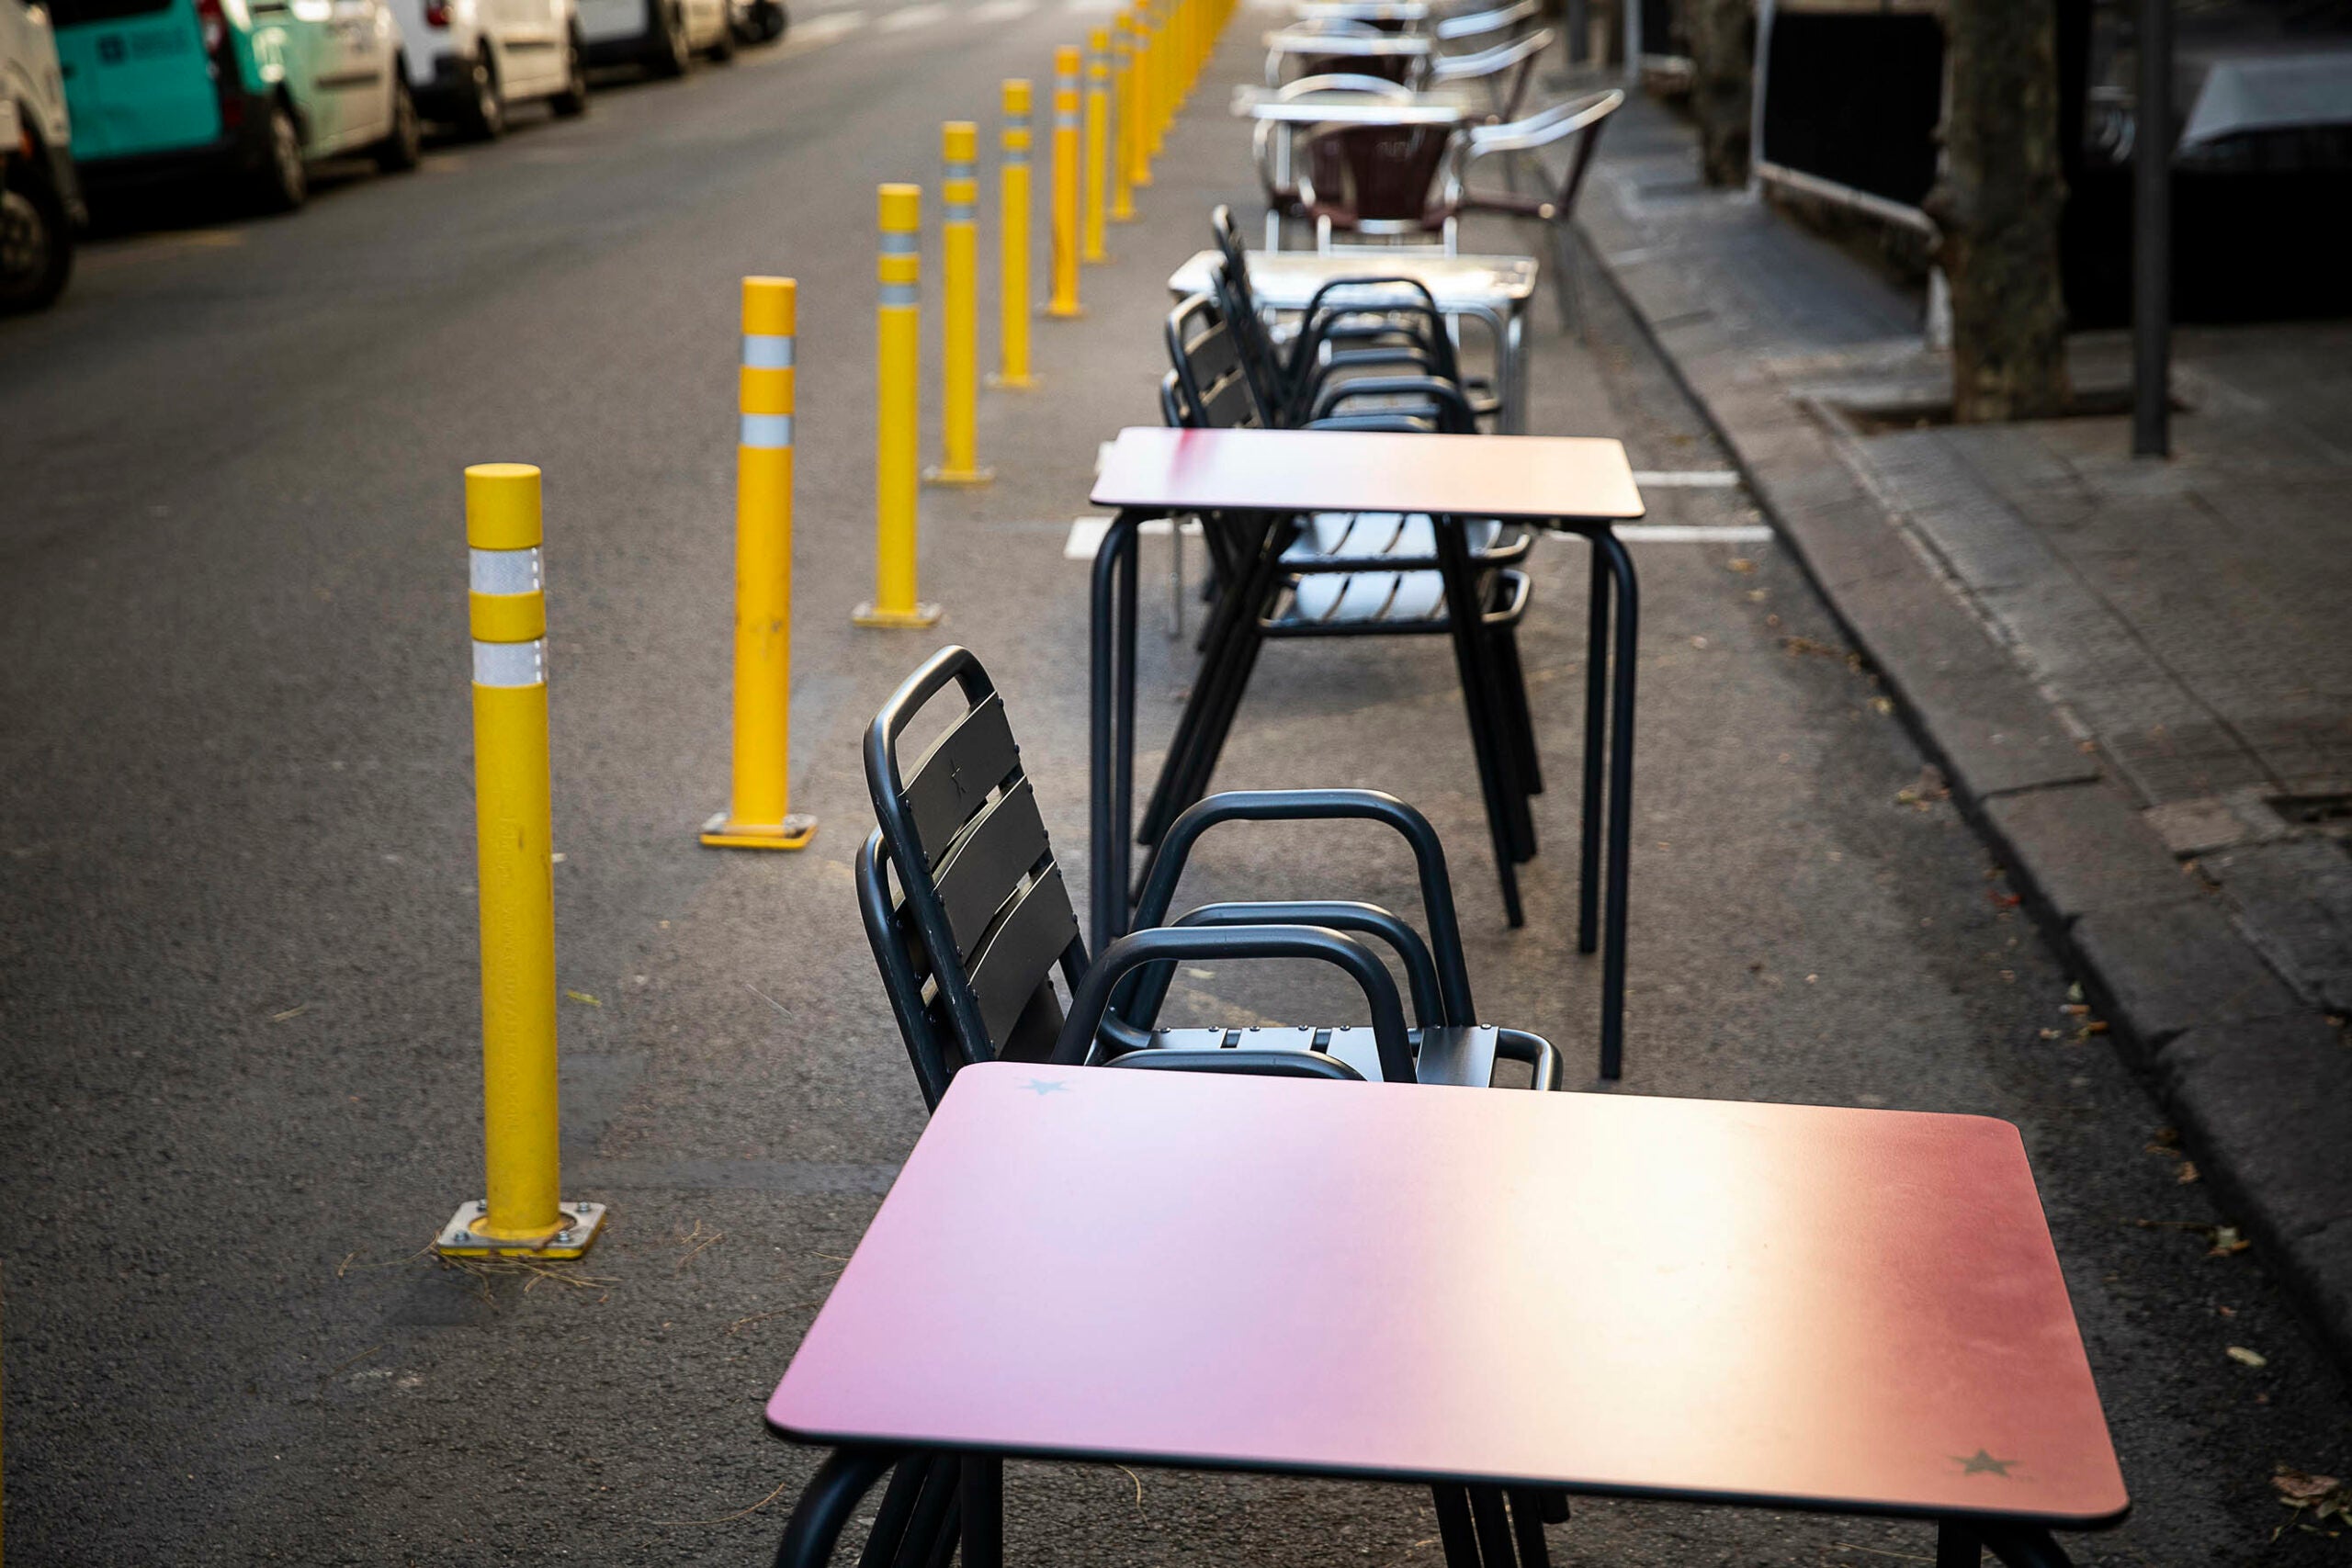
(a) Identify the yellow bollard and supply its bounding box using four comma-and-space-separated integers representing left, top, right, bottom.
988, 81, 1039, 389
703, 278, 817, 852
1110, 12, 1136, 220
856, 186, 941, 628
1083, 30, 1111, 263
926, 124, 992, 486
1148, 0, 1170, 153
1046, 46, 1083, 320
436, 463, 605, 1261
1130, 5, 1155, 184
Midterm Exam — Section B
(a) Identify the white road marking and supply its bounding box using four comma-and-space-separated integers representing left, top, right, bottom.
1062, 0, 1121, 11
877, 3, 945, 28
1631, 469, 1741, 488
1612, 524, 1774, 543
969, 0, 1035, 17
1065, 516, 1202, 558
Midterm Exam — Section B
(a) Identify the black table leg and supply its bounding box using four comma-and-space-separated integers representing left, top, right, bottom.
1937, 1518, 1981, 1567
959, 1455, 1002, 1568
1596, 527, 1638, 1082
1577, 536, 1610, 955
1469, 1486, 1521, 1568
1432, 1484, 1484, 1568
1091, 511, 1148, 953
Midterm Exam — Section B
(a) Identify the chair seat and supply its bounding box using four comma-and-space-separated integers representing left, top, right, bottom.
1142, 1023, 1503, 1085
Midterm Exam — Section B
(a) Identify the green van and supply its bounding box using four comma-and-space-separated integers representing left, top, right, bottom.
53, 0, 419, 210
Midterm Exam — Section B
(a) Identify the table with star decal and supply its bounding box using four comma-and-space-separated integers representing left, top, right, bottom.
759, 1062, 2130, 1568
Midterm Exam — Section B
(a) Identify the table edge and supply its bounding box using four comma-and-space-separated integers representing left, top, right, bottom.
763, 1420, 2131, 1531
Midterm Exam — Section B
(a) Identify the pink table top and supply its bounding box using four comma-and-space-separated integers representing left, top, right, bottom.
766, 1064, 2127, 1528
1090, 427, 1646, 524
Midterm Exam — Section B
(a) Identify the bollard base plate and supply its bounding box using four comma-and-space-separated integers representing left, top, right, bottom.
923, 465, 996, 489
700, 811, 817, 851
985, 372, 1042, 390
1042, 303, 1088, 320
854, 601, 944, 629
435, 1200, 607, 1260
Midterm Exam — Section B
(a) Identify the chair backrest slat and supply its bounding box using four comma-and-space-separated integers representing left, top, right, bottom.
966, 866, 1080, 1048
901, 690, 1022, 864
932, 776, 1054, 959
1167, 293, 1266, 432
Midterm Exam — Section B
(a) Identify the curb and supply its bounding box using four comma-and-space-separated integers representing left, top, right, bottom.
1573, 208, 2352, 1381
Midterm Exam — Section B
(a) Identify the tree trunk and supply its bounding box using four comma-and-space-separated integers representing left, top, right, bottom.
1926, 0, 2072, 421
1683, 0, 1753, 186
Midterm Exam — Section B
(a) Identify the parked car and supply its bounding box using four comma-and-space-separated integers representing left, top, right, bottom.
51, 0, 421, 213
388, 0, 583, 139
728, 0, 781, 46
578, 0, 725, 76
2, 0, 82, 310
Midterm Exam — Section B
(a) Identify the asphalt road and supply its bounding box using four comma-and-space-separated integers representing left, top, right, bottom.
3, 9, 2349, 1565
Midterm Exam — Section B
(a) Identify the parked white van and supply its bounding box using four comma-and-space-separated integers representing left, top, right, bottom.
2, 0, 81, 309
389, 0, 586, 137
579, 0, 727, 76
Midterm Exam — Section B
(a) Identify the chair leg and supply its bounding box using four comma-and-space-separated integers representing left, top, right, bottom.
1435, 527, 1525, 928
1577, 537, 1610, 955
1140, 522, 1283, 852
960, 1456, 1002, 1568
1507, 1489, 1554, 1568
1470, 1487, 1521, 1568
1551, 219, 1585, 343
775, 1449, 900, 1568
1489, 621, 1540, 864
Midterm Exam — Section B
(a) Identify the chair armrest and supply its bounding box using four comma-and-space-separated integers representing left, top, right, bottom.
774, 1450, 903, 1568
1056, 925, 1415, 1083
1117, 898, 1446, 1028
1107, 1047, 1365, 1080
1130, 789, 1473, 1021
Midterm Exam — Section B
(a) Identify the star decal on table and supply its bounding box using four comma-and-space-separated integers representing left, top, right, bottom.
1953, 1449, 2018, 1477
1021, 1077, 1071, 1096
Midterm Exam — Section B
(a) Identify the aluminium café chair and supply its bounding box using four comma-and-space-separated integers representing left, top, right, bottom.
1430, 0, 1539, 44
1158, 292, 1546, 927
1253, 73, 1416, 246
1442, 87, 1623, 331
854, 645, 1567, 1105
1264, 16, 1414, 88
1427, 26, 1553, 123
1299, 118, 1463, 253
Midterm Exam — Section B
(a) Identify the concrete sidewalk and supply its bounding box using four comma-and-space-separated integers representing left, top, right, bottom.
1573, 84, 2352, 1375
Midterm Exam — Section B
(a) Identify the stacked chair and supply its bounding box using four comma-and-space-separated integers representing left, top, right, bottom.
1145, 206, 1543, 922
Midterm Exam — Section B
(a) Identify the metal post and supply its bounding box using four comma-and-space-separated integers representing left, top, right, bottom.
1111, 12, 1137, 220
437, 463, 605, 1260
855, 185, 941, 628
989, 81, 1039, 387
703, 278, 817, 851
928, 124, 992, 486
2132, 0, 2171, 457
1047, 47, 1084, 318
1084, 30, 1112, 261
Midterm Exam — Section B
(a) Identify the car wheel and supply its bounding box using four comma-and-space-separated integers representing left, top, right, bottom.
645, 0, 689, 75
459, 52, 505, 140
251, 100, 308, 213
549, 29, 590, 115
0, 165, 73, 314
761, 1, 787, 41
376, 73, 424, 171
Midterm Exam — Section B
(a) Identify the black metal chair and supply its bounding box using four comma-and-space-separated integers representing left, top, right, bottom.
1155, 290, 1546, 924
854, 646, 1564, 1105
